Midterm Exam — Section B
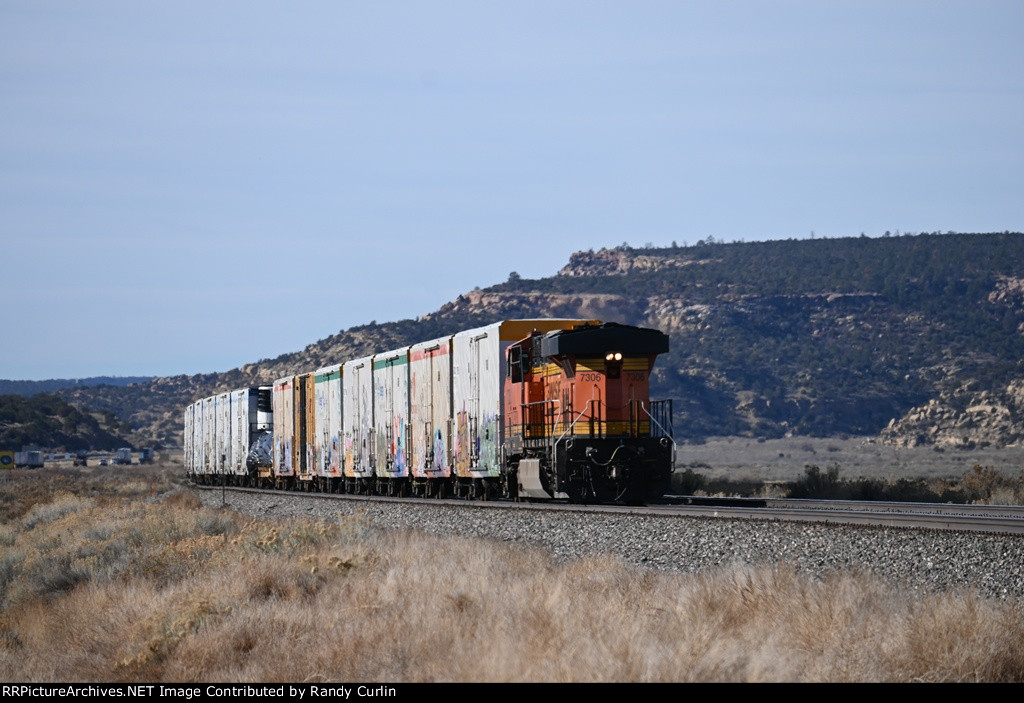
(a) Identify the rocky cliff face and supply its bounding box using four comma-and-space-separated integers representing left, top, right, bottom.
427, 288, 648, 325
558, 248, 715, 277
880, 380, 1024, 448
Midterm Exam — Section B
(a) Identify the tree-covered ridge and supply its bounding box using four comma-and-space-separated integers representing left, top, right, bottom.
9, 231, 1024, 448
0, 394, 131, 451
488, 232, 1024, 440
504, 231, 1024, 300
0, 377, 156, 397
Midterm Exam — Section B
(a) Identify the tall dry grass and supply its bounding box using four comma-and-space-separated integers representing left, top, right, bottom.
0, 466, 1022, 682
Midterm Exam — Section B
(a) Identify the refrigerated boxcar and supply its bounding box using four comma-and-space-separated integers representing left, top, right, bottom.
342, 355, 374, 491
409, 335, 453, 486
314, 363, 344, 489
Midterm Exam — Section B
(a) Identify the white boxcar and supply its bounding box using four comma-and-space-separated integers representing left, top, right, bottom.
192, 399, 205, 476
452, 320, 596, 478
409, 335, 453, 478
373, 347, 411, 478
273, 376, 295, 478
229, 390, 246, 476
343, 356, 374, 478
201, 396, 218, 477
185, 388, 271, 481
189, 399, 199, 475
183, 403, 195, 475
229, 388, 269, 477
314, 364, 344, 479
215, 392, 231, 475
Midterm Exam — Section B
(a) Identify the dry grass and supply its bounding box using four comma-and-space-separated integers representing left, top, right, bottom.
0, 466, 1022, 682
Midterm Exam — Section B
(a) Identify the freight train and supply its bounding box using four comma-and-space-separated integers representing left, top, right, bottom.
183, 319, 675, 503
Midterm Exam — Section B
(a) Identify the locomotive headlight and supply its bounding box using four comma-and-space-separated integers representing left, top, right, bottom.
614, 352, 623, 361
605, 353, 614, 361
605, 352, 623, 361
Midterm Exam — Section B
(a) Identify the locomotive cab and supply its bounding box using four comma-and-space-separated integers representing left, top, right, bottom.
504, 322, 674, 503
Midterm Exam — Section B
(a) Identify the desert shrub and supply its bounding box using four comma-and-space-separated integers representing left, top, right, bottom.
84, 524, 114, 541
962, 465, 1024, 504
963, 464, 1002, 501
845, 477, 943, 503
787, 464, 844, 499
22, 553, 91, 598
987, 485, 1019, 506
164, 490, 202, 510
757, 482, 788, 499
197, 512, 236, 537
0, 551, 23, 600
702, 476, 766, 497
0, 525, 15, 547
672, 468, 708, 495
875, 478, 934, 503
844, 477, 886, 501
21, 494, 94, 530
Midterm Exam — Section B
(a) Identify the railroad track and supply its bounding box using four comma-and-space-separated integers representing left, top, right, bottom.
195, 484, 1024, 535
644, 496, 1024, 535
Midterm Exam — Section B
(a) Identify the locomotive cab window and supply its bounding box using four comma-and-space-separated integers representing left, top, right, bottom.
509, 346, 523, 383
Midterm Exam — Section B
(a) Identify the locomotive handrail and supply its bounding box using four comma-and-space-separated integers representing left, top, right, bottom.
639, 400, 674, 439
639, 400, 677, 465
552, 399, 593, 448
549, 400, 597, 482
520, 399, 560, 439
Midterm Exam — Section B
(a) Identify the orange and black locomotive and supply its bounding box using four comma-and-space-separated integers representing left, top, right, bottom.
503, 322, 674, 503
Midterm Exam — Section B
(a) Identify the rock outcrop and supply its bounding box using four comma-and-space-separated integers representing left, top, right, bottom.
880, 380, 1024, 448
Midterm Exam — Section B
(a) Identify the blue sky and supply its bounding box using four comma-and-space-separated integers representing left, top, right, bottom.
2, 1, 1022, 380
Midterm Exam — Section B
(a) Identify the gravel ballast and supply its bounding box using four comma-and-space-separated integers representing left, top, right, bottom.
197, 489, 1024, 601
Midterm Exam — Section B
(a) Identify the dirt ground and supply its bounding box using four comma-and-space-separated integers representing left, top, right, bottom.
675, 436, 1024, 483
